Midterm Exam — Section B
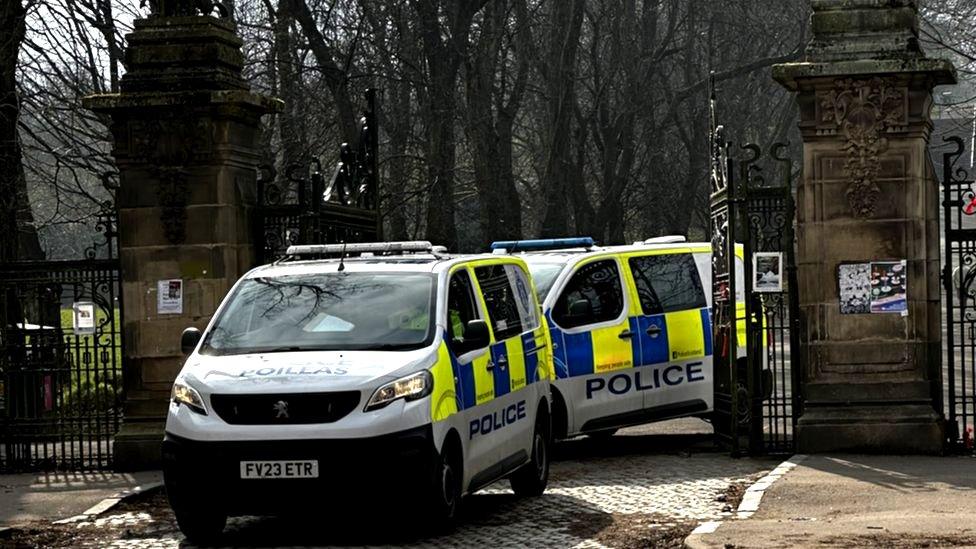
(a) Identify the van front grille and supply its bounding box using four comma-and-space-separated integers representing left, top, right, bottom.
209, 391, 361, 425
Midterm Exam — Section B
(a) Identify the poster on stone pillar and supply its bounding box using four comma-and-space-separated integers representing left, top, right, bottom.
157, 279, 184, 315
838, 261, 907, 315
838, 263, 871, 314
869, 261, 908, 314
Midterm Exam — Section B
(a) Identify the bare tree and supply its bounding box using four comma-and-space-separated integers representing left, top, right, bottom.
1, 0, 42, 261
538, 0, 585, 238
462, 0, 529, 246
410, 0, 488, 250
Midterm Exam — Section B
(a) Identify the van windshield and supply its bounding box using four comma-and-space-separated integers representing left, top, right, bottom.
526, 263, 565, 300
200, 273, 435, 355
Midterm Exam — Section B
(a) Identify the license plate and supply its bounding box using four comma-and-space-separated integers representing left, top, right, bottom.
240, 460, 319, 479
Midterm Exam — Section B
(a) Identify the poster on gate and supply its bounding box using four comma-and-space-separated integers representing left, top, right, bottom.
753, 252, 783, 293
72, 301, 96, 334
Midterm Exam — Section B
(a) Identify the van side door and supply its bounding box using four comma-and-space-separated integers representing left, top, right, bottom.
472, 262, 543, 470
627, 251, 713, 417
548, 257, 640, 434
444, 266, 496, 481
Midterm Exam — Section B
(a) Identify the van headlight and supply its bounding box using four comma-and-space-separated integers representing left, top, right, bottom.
171, 378, 207, 415
365, 370, 432, 411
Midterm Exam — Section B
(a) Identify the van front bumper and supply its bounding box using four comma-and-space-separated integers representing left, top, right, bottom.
161, 425, 438, 515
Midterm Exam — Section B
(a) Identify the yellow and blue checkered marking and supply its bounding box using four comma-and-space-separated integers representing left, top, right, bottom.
548, 307, 712, 378
434, 328, 547, 419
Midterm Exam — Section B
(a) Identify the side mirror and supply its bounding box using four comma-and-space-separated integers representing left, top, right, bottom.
568, 299, 592, 318
181, 327, 202, 355
463, 319, 490, 351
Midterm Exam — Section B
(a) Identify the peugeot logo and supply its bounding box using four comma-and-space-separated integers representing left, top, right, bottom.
273, 400, 289, 419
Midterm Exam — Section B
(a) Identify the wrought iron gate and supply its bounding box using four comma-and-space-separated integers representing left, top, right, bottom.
0, 209, 124, 471
942, 136, 976, 451
710, 128, 801, 455
255, 90, 381, 263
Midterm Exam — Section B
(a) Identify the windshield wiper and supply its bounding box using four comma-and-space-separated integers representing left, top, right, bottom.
358, 343, 419, 351
251, 346, 306, 353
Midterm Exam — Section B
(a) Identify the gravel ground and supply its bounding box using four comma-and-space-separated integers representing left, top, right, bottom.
0, 424, 775, 548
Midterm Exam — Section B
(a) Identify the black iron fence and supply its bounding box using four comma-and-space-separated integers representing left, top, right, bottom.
0, 211, 124, 472
709, 101, 800, 456
255, 90, 381, 264
942, 136, 976, 452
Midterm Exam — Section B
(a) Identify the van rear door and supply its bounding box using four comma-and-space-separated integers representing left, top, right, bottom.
625, 251, 713, 418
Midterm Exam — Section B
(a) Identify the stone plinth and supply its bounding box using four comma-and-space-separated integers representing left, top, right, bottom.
84, 15, 280, 470
774, 0, 955, 453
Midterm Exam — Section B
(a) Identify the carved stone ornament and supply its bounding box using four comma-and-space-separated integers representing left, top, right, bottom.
155, 167, 189, 244
128, 117, 211, 244
819, 78, 906, 218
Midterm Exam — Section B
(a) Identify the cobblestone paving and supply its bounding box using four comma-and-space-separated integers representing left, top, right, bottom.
44, 426, 775, 548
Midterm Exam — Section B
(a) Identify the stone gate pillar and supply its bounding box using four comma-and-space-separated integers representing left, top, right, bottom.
773, 0, 955, 453
85, 10, 280, 469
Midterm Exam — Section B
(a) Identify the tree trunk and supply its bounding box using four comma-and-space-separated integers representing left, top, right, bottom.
273, 0, 309, 175
0, 0, 43, 262
539, 0, 585, 238
463, 0, 526, 247
413, 0, 486, 251
286, 0, 360, 148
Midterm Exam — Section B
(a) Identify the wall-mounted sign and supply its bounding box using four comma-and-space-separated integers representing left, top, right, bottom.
72, 301, 96, 334
838, 260, 907, 316
838, 263, 871, 314
869, 261, 908, 314
753, 252, 783, 293
157, 279, 184, 315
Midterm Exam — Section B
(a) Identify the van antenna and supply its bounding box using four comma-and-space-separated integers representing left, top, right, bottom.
337, 241, 347, 272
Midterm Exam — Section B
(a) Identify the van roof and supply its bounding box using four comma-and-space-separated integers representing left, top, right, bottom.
245, 253, 520, 279
519, 242, 712, 263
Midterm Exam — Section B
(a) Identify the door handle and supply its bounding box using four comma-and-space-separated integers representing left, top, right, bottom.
618, 330, 635, 339
646, 324, 662, 338
486, 360, 495, 371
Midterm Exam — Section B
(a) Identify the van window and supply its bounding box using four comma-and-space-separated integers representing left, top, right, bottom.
200, 272, 434, 355
447, 269, 483, 355
629, 253, 707, 315
525, 262, 564, 300
505, 264, 540, 331
552, 259, 624, 329
474, 264, 525, 340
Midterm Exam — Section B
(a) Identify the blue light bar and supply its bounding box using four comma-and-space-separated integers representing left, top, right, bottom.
490, 237, 596, 252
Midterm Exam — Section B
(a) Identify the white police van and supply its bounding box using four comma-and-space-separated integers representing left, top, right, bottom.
492, 236, 753, 441
164, 242, 554, 542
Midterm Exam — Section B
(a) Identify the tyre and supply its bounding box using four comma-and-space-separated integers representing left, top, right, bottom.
586, 428, 618, 440
511, 410, 551, 497
170, 498, 226, 544
427, 437, 462, 532
165, 470, 226, 544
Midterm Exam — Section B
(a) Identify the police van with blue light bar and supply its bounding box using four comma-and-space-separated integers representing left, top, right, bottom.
491, 236, 754, 440
163, 241, 554, 542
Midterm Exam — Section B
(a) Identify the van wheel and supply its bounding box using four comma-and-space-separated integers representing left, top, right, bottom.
165, 469, 226, 544
172, 502, 226, 544
428, 438, 462, 532
586, 428, 618, 440
511, 412, 550, 497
